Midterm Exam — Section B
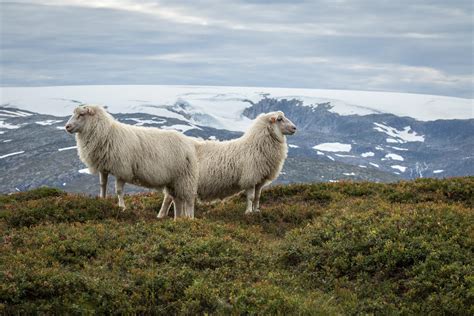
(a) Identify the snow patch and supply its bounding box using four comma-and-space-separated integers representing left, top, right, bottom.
35, 120, 63, 126
335, 154, 355, 157
369, 162, 380, 168
386, 138, 402, 143
161, 124, 198, 132
0, 121, 23, 129
0, 109, 32, 117
389, 146, 409, 151
79, 168, 92, 175
124, 118, 166, 126
433, 170, 444, 174
208, 135, 216, 140
343, 172, 356, 176
288, 144, 299, 148
358, 165, 367, 168
313, 142, 352, 152
361, 152, 375, 157
58, 146, 78, 152
2, 139, 12, 143
374, 122, 424, 143
391, 165, 407, 172
0, 113, 17, 118
0, 151, 24, 159
384, 153, 404, 161
326, 155, 335, 161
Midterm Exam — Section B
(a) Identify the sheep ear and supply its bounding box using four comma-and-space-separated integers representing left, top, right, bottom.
86, 107, 95, 116
270, 116, 276, 123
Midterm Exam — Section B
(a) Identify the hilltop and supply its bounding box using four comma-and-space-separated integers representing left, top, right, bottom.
1, 178, 473, 314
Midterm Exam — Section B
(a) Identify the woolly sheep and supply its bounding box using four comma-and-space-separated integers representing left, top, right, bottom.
65, 104, 198, 218
157, 111, 296, 218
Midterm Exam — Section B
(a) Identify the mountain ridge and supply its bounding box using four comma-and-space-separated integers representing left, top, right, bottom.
2, 85, 472, 125
1, 85, 472, 193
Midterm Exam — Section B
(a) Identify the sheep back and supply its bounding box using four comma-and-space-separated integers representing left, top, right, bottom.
76, 111, 197, 192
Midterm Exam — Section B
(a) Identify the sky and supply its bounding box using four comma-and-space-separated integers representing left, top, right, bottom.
0, 0, 473, 98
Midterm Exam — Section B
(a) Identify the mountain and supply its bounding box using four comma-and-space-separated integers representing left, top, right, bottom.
1, 85, 472, 194
243, 97, 474, 178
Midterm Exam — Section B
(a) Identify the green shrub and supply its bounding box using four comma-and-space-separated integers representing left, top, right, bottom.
1, 178, 472, 314
337, 181, 378, 197
0, 195, 137, 228
200, 200, 321, 237
0, 187, 65, 206
279, 202, 473, 315
384, 177, 474, 206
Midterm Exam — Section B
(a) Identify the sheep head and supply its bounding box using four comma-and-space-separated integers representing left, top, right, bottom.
268, 111, 297, 136
65, 105, 99, 134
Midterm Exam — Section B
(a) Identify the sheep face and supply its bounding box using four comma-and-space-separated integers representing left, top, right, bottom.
269, 112, 297, 136
65, 106, 96, 134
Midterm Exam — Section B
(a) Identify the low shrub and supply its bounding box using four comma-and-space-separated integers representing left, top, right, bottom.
0, 187, 65, 206
1, 178, 472, 314
0, 195, 132, 228
279, 202, 473, 315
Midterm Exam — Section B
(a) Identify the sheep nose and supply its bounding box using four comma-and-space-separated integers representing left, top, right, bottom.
65, 124, 72, 131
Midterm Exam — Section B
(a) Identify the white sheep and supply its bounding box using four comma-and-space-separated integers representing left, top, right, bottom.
65, 104, 198, 218
157, 111, 296, 218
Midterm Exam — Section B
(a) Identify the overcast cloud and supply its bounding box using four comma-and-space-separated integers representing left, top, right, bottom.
1, 0, 472, 97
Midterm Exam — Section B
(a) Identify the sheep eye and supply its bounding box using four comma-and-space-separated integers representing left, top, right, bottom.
277, 117, 283, 122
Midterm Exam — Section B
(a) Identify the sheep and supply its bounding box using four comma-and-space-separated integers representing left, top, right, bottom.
65, 104, 198, 218
157, 111, 296, 218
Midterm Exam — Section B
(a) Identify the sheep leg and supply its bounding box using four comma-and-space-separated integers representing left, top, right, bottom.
253, 182, 265, 212
244, 187, 256, 214
115, 178, 126, 209
184, 197, 195, 219
157, 191, 173, 219
99, 171, 108, 198
173, 198, 185, 219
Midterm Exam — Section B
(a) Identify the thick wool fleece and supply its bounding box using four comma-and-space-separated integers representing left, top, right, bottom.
74, 105, 198, 213
158, 111, 292, 218
194, 112, 288, 201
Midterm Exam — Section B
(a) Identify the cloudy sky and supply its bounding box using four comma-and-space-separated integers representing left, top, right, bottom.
1, 0, 473, 97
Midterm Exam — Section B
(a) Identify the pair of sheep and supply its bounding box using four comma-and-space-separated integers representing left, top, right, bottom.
65, 105, 296, 219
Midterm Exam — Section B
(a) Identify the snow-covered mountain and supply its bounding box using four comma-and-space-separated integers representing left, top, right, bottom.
2, 85, 472, 130
1, 85, 472, 194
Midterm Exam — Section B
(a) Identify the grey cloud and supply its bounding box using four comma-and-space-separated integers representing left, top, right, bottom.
0, 0, 472, 97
